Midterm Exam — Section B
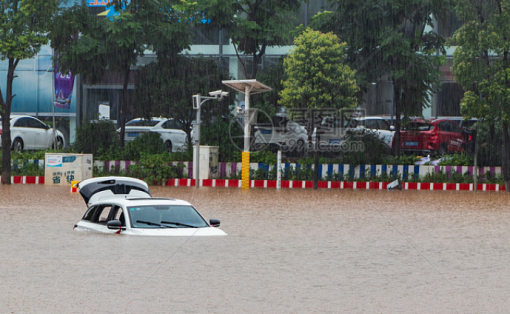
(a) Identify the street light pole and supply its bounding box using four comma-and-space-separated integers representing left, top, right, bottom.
192, 91, 228, 188
244, 85, 250, 152
194, 94, 202, 188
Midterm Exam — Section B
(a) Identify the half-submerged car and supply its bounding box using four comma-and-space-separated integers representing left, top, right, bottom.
74, 177, 227, 236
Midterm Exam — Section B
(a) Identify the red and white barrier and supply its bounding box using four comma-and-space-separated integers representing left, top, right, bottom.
161, 178, 505, 191
0, 176, 45, 184
1, 176, 505, 191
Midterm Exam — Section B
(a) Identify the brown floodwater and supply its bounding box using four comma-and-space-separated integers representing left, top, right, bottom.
1, 185, 510, 313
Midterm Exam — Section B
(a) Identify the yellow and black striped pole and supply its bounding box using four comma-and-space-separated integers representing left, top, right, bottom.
242, 151, 250, 189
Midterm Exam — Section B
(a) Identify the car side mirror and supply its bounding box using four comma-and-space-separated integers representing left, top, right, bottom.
390, 125, 395, 131
209, 219, 221, 227
107, 219, 124, 230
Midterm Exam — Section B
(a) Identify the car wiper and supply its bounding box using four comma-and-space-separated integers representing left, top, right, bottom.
136, 220, 175, 228
160, 221, 198, 228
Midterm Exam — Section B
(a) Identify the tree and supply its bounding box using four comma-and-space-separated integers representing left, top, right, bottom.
0, 0, 61, 184
279, 28, 358, 110
310, 0, 452, 156
278, 28, 359, 188
133, 54, 233, 149
451, 0, 510, 190
197, 0, 302, 78
50, 0, 193, 147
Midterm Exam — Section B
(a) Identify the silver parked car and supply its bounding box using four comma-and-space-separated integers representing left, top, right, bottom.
0, 115, 65, 152
120, 117, 188, 153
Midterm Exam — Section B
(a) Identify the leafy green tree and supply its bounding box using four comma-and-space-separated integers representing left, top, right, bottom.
310, 0, 452, 156
50, 0, 193, 147
451, 0, 510, 190
196, 0, 302, 78
279, 28, 358, 110
0, 0, 61, 184
133, 54, 234, 149
279, 28, 359, 188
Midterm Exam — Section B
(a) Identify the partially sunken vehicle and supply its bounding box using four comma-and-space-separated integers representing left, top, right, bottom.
74, 177, 226, 236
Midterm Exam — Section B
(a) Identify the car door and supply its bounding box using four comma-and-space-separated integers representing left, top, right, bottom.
445, 121, 465, 152
12, 117, 35, 149
78, 204, 123, 233
160, 119, 187, 151
28, 117, 53, 149
375, 119, 395, 147
124, 119, 158, 142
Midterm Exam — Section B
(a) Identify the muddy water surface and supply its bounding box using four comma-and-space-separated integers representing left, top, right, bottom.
1, 185, 510, 313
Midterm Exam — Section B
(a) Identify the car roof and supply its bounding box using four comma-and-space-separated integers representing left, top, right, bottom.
352, 116, 386, 120
102, 197, 192, 207
128, 117, 172, 122
430, 118, 461, 124
4, 115, 38, 120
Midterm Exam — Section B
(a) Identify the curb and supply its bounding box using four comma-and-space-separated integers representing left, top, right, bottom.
1, 176, 505, 191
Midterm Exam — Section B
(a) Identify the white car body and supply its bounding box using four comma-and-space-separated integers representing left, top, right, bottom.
253, 114, 308, 155
347, 117, 395, 147
0, 115, 65, 152
75, 177, 227, 236
315, 116, 395, 146
121, 117, 188, 153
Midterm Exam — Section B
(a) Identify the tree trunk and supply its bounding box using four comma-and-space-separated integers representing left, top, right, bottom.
501, 122, 510, 192
119, 66, 131, 147
1, 116, 11, 185
1, 58, 17, 185
313, 147, 319, 190
393, 81, 402, 157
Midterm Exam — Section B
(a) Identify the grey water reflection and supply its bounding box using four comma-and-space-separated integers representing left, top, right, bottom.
1, 184, 510, 313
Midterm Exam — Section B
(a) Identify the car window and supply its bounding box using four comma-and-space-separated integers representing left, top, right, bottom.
379, 119, 391, 130
14, 118, 29, 127
438, 121, 452, 132
27, 118, 46, 129
128, 205, 208, 228
162, 119, 180, 129
272, 116, 288, 128
449, 121, 463, 133
365, 119, 379, 129
407, 122, 432, 131
82, 205, 98, 221
126, 119, 160, 127
97, 205, 113, 223
345, 119, 358, 128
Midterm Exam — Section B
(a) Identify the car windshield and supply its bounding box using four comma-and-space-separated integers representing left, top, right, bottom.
126, 119, 160, 127
127, 204, 208, 228
406, 122, 432, 131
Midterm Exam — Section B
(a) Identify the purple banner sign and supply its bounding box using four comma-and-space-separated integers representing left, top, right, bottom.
54, 67, 74, 110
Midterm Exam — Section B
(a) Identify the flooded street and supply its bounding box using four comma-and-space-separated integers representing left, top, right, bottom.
1, 185, 510, 313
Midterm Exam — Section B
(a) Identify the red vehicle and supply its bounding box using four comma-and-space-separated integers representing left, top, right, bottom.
396, 119, 465, 155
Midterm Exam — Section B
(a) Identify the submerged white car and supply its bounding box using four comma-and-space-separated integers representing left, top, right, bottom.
74, 177, 227, 236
